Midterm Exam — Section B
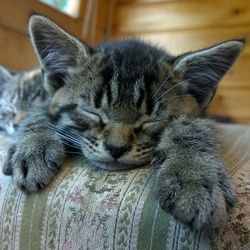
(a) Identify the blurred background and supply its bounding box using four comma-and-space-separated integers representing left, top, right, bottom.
0, 0, 250, 123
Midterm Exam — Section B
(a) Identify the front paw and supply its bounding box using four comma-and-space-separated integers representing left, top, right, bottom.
157, 169, 229, 231
3, 140, 64, 192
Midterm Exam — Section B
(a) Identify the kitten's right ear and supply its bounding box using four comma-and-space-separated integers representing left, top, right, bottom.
29, 15, 92, 94
29, 15, 92, 71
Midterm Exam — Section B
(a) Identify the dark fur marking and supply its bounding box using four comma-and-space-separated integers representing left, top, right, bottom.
144, 73, 155, 115
3, 145, 16, 175
59, 103, 77, 113
102, 65, 114, 105
136, 88, 145, 109
151, 128, 164, 142
46, 112, 61, 123
21, 160, 28, 178
106, 82, 112, 106
36, 183, 44, 190
48, 72, 66, 90
102, 65, 114, 84
49, 161, 60, 171
20, 184, 26, 191
94, 88, 104, 109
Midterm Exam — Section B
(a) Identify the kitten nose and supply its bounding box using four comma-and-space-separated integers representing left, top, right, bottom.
104, 143, 129, 159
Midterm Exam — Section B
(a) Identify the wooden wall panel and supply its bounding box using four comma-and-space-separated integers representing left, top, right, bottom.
0, 26, 38, 70
221, 56, 250, 89
118, 0, 174, 3
83, 0, 115, 45
0, 0, 115, 69
0, 0, 86, 70
208, 89, 250, 123
0, 0, 84, 36
116, 26, 250, 55
114, 0, 250, 34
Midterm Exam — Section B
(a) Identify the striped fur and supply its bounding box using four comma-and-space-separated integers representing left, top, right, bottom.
0, 67, 47, 134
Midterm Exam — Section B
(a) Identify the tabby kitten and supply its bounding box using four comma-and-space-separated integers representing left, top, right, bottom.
3, 15, 244, 231
0, 66, 46, 134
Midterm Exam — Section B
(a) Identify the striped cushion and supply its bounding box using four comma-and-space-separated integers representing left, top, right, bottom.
0, 124, 249, 250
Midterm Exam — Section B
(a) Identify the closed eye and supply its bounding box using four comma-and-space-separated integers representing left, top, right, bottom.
81, 109, 101, 122
80, 109, 107, 128
134, 118, 167, 133
141, 119, 167, 129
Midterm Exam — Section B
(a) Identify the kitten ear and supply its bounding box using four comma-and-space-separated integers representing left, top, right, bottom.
173, 40, 244, 109
29, 15, 92, 71
29, 15, 93, 94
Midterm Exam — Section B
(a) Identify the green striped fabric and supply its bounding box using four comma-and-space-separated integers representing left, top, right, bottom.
0, 124, 249, 250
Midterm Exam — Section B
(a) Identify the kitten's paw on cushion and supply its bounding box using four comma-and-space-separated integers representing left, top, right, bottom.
156, 167, 230, 231
3, 139, 64, 192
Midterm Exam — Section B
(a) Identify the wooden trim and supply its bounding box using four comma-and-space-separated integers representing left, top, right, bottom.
81, 0, 116, 44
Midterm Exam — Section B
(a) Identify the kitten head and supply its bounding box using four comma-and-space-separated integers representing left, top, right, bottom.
0, 67, 43, 134
29, 15, 244, 170
0, 66, 17, 134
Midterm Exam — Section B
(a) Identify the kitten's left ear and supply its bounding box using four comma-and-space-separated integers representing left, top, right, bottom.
173, 40, 245, 109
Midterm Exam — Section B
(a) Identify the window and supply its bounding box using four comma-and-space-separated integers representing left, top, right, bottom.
39, 0, 81, 17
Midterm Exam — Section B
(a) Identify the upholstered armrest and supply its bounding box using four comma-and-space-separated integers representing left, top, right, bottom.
0, 124, 249, 250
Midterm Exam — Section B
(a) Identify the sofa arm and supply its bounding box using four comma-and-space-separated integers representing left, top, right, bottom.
0, 124, 249, 250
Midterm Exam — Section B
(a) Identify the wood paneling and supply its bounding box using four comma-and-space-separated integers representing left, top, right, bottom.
0, 26, 38, 70
119, 0, 159, 3
0, 0, 115, 69
114, 0, 250, 34
114, 26, 250, 55
0, 0, 84, 37
221, 56, 250, 89
208, 89, 250, 123
83, 0, 115, 44
0, 0, 86, 69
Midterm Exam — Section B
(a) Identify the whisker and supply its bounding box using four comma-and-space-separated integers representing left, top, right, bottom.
64, 151, 83, 155
166, 94, 198, 101
152, 73, 170, 99
48, 124, 82, 146
154, 76, 201, 103
58, 132, 81, 146
62, 140, 82, 149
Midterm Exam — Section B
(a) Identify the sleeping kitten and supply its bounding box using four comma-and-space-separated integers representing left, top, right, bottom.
2, 15, 244, 231
0, 66, 47, 134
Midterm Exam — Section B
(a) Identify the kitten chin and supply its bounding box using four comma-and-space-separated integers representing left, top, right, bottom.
89, 159, 150, 171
